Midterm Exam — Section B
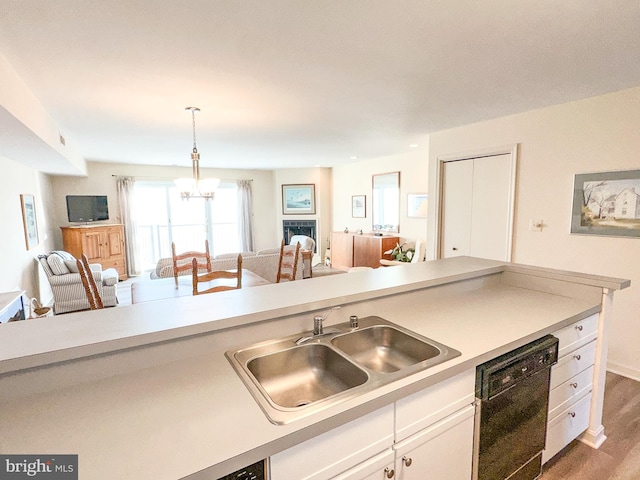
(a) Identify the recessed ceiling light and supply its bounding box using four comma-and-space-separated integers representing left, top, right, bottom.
350, 156, 358, 160
409, 144, 419, 148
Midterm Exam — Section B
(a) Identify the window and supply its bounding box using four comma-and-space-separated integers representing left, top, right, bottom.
133, 182, 239, 271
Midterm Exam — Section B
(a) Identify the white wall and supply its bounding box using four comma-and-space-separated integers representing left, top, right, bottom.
332, 148, 430, 248
427, 86, 640, 379
0, 156, 56, 304
49, 161, 278, 253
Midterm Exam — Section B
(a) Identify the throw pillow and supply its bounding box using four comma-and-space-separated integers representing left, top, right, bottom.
47, 253, 70, 275
64, 260, 79, 273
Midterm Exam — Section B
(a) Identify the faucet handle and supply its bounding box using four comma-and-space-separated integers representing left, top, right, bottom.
313, 316, 324, 335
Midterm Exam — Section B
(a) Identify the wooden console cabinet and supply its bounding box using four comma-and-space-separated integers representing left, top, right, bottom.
330, 232, 399, 270
61, 224, 128, 280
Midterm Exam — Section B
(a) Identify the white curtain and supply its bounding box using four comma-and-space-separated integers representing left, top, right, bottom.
237, 180, 254, 252
116, 176, 140, 276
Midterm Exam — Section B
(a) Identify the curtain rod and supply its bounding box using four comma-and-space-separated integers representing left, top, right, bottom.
111, 175, 253, 181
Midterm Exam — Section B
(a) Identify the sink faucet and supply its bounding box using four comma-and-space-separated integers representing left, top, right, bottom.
296, 306, 341, 345
313, 316, 324, 335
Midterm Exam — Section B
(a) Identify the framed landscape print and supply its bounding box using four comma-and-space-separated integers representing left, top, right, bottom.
282, 184, 316, 214
571, 169, 640, 238
407, 193, 428, 218
352, 195, 366, 218
20, 194, 39, 249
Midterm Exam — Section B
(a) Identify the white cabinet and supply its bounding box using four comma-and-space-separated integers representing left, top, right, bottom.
269, 369, 476, 480
270, 405, 394, 480
543, 314, 598, 463
330, 450, 395, 480
394, 405, 475, 480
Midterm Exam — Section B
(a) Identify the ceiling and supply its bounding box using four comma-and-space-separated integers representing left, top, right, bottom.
1, 1, 640, 171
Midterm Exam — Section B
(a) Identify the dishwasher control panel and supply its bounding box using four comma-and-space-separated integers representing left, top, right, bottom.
476, 334, 559, 400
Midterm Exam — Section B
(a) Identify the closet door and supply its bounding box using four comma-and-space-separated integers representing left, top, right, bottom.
440, 153, 514, 261
469, 154, 513, 260
441, 160, 473, 258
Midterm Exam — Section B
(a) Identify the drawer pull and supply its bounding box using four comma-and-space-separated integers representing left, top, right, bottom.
575, 325, 583, 331
385, 467, 395, 478
570, 382, 578, 389
403, 456, 413, 467
568, 412, 576, 418
574, 354, 581, 361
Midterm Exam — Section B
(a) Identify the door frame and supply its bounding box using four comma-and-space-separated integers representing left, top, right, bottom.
435, 144, 519, 261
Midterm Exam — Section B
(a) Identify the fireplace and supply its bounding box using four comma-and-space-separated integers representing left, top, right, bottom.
283, 220, 317, 252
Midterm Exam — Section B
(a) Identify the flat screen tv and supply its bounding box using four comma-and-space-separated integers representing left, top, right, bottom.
66, 195, 109, 223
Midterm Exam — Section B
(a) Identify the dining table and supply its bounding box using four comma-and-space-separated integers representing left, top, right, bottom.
131, 269, 270, 304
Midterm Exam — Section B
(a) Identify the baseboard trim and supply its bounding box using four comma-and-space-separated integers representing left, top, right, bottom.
579, 426, 606, 449
607, 361, 640, 382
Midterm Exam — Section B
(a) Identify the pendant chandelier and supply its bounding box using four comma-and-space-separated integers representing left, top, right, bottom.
175, 107, 220, 200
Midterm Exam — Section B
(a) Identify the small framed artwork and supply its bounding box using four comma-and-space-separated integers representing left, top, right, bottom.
282, 184, 316, 214
407, 193, 428, 218
20, 194, 39, 250
352, 195, 366, 218
571, 169, 640, 237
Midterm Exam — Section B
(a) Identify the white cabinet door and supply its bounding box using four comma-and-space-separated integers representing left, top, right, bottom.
394, 405, 475, 480
330, 450, 395, 480
441, 160, 473, 258
270, 405, 394, 480
440, 153, 514, 261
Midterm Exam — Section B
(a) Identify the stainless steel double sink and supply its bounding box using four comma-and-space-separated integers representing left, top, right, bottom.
225, 315, 461, 424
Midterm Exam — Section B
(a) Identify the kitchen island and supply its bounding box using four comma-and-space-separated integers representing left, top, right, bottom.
0, 257, 629, 479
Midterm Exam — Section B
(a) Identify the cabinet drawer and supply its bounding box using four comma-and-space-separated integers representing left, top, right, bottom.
395, 369, 475, 441
548, 366, 593, 421
553, 314, 598, 358
542, 393, 591, 464
550, 341, 596, 389
270, 404, 394, 480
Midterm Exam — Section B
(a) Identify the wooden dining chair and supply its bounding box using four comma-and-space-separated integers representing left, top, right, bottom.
276, 239, 300, 283
192, 255, 243, 295
76, 254, 104, 310
172, 240, 212, 288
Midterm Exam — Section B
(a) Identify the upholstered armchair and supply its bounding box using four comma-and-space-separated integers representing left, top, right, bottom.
289, 235, 315, 278
38, 251, 118, 314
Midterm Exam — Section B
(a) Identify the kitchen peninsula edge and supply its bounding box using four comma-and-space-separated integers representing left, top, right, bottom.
0, 257, 629, 479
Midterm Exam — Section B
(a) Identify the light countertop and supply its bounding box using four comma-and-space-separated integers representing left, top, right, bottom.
0, 257, 629, 479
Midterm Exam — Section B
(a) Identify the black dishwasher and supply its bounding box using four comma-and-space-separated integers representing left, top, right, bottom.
473, 335, 558, 480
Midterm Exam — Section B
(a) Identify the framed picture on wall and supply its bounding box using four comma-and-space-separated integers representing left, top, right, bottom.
571, 169, 640, 237
20, 194, 39, 250
407, 193, 428, 218
282, 184, 316, 214
352, 195, 366, 218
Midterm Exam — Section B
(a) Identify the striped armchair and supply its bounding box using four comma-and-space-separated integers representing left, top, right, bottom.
38, 251, 118, 314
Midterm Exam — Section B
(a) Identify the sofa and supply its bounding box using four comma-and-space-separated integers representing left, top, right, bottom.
38, 251, 119, 314
151, 248, 304, 284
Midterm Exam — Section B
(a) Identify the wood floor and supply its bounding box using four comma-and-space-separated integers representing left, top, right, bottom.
541, 372, 640, 480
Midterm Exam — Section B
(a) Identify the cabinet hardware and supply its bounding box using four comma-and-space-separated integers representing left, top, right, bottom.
575, 325, 583, 331
574, 354, 581, 360
452, 247, 458, 251
570, 382, 578, 389
568, 412, 576, 418
384, 467, 395, 478
402, 456, 413, 467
